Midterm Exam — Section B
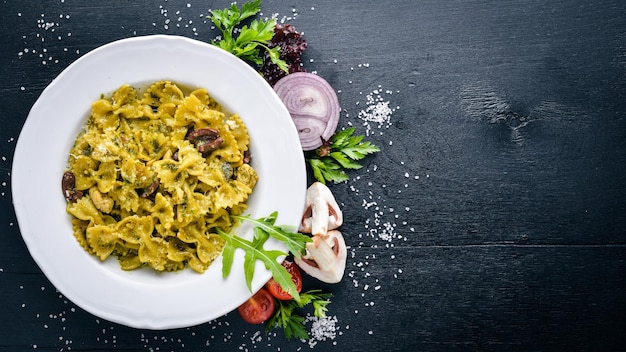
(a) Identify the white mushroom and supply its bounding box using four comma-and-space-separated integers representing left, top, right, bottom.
300, 182, 343, 236
295, 230, 347, 284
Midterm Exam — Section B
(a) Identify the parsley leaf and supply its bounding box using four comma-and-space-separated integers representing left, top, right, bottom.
266, 299, 308, 340
306, 127, 380, 184
217, 211, 311, 302
209, 0, 288, 72
265, 290, 333, 340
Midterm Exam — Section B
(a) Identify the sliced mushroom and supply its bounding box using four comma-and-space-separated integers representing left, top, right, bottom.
294, 230, 346, 284
243, 150, 251, 164
300, 182, 343, 236
61, 171, 84, 203
186, 128, 224, 155
140, 179, 160, 198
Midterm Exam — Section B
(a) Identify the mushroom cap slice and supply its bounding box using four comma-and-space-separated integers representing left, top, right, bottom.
294, 230, 346, 284
299, 182, 343, 236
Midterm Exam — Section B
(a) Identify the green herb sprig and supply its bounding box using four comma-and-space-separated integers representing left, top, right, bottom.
266, 289, 332, 340
208, 0, 288, 72
306, 127, 380, 184
216, 211, 311, 302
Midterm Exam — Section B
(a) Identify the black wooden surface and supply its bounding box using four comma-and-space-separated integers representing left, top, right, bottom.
2, 0, 626, 351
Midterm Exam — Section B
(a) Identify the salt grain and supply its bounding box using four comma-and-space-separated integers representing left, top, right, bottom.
357, 87, 396, 136
306, 315, 339, 348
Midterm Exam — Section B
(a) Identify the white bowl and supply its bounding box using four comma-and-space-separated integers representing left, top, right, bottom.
12, 35, 306, 329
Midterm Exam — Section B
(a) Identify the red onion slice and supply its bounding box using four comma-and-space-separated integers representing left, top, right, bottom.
273, 72, 340, 151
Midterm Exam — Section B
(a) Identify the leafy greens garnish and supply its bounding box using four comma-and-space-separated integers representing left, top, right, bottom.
306, 127, 380, 184
209, 0, 288, 72
233, 213, 309, 258
266, 289, 332, 340
216, 211, 311, 302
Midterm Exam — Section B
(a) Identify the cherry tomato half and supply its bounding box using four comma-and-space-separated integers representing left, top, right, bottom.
238, 288, 275, 324
266, 260, 303, 300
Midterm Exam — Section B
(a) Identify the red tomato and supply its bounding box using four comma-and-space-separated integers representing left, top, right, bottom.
238, 288, 275, 324
266, 260, 303, 300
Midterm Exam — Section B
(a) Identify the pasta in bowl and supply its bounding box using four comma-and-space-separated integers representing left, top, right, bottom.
12, 36, 306, 329
64, 81, 257, 273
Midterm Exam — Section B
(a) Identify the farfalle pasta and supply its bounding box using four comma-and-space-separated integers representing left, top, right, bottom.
62, 81, 257, 273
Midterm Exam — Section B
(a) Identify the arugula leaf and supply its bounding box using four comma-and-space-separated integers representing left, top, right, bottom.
265, 290, 333, 340
208, 0, 288, 72
306, 127, 380, 184
216, 227, 289, 294
217, 212, 311, 302
234, 212, 311, 258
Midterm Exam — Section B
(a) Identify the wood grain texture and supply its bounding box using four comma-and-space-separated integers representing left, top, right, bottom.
1, 0, 625, 351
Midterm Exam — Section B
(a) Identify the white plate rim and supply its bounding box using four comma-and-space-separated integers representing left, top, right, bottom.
11, 34, 306, 330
